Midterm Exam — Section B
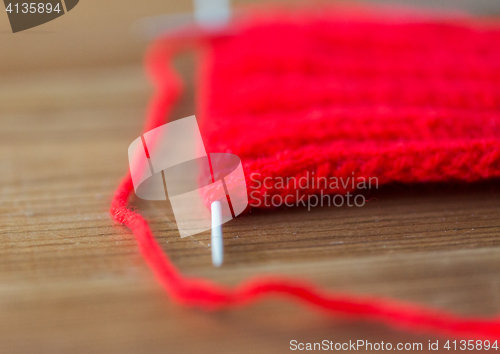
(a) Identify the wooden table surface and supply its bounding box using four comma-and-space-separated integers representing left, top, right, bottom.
1, 1, 500, 353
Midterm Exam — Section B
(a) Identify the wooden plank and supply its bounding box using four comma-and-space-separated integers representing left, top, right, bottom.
1, 62, 500, 353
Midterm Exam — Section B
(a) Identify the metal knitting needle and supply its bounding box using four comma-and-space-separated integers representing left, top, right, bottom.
211, 201, 223, 267
200, 0, 229, 268
135, 0, 231, 268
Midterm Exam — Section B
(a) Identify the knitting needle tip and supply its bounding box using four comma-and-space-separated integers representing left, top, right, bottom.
211, 201, 223, 267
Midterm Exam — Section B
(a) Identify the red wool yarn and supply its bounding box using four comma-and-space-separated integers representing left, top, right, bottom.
111, 7, 500, 338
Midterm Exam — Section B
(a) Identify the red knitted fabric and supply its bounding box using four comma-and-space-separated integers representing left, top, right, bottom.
111, 7, 500, 339
198, 9, 500, 206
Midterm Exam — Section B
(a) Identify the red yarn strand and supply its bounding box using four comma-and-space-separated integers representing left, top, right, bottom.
111, 18, 500, 339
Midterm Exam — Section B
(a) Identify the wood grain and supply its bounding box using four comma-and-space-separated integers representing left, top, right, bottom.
1, 2, 500, 353
0, 58, 500, 354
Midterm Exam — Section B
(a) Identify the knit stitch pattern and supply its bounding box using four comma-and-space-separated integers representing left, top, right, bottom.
197, 10, 500, 207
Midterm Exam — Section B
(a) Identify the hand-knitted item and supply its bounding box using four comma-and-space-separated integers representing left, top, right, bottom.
111, 7, 500, 338
198, 9, 500, 206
